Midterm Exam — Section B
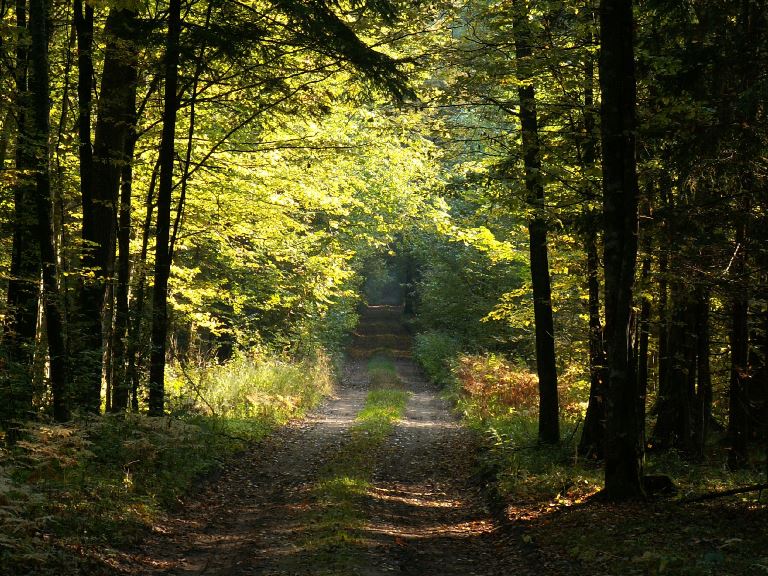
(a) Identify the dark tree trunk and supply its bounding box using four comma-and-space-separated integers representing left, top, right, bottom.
636, 189, 653, 448
653, 283, 695, 451
577, 9, 606, 459
127, 158, 159, 411
656, 186, 670, 404
512, 3, 559, 444
29, 0, 68, 421
149, 0, 182, 415
579, 217, 607, 459
73, 7, 139, 411
694, 288, 712, 456
2, 0, 40, 435
598, 0, 644, 499
727, 203, 750, 469
111, 130, 137, 412
73, 0, 92, 222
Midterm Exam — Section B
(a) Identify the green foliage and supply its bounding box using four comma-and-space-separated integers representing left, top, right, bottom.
413, 331, 461, 387
166, 351, 335, 421
0, 352, 335, 574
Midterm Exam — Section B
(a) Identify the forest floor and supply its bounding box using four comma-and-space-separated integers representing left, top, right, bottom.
103, 305, 768, 576
108, 305, 561, 576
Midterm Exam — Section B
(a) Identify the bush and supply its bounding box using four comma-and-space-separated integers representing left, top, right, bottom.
166, 350, 335, 421
455, 354, 539, 419
413, 331, 461, 387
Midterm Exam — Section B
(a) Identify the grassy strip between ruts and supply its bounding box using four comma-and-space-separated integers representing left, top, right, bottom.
305, 355, 409, 575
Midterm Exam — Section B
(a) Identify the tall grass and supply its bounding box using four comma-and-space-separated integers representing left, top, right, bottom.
1, 350, 335, 575
167, 351, 334, 422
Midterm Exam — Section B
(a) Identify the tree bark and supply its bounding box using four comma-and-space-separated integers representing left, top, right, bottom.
579, 216, 607, 458
29, 0, 68, 421
149, 0, 182, 415
111, 130, 137, 412
577, 6, 606, 459
694, 287, 712, 456
727, 201, 750, 469
512, 1, 559, 444
73, 7, 139, 411
2, 0, 40, 434
599, 0, 644, 499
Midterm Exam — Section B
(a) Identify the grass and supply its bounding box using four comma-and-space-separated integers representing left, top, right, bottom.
0, 351, 335, 575
305, 353, 409, 575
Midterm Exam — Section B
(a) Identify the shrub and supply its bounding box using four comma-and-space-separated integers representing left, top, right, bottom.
166, 350, 334, 422
413, 331, 461, 387
455, 354, 539, 419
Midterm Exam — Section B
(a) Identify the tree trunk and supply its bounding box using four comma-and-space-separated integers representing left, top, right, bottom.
29, 0, 68, 421
598, 0, 644, 500
636, 190, 653, 449
694, 287, 712, 456
73, 7, 139, 412
149, 0, 182, 415
652, 283, 695, 451
727, 201, 750, 469
127, 158, 159, 411
579, 216, 607, 458
512, 2, 559, 444
111, 130, 137, 412
576, 7, 606, 459
2, 0, 39, 435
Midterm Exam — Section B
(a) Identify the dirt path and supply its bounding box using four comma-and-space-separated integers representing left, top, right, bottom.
120, 306, 542, 575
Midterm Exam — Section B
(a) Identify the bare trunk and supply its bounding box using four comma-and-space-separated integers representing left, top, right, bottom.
512, 2, 559, 444
599, 0, 644, 499
148, 0, 182, 415
29, 0, 68, 421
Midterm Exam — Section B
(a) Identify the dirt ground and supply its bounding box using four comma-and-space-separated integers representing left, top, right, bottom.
112, 306, 559, 576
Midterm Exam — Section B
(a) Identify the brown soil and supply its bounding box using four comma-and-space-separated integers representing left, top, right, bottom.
113, 306, 549, 575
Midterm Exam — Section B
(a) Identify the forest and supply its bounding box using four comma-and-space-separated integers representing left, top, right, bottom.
0, 0, 767, 573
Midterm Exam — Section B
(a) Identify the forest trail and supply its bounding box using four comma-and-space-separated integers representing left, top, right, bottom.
120, 306, 548, 576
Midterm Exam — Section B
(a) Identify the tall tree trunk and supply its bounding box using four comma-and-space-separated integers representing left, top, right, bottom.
111, 130, 137, 412
29, 0, 68, 421
127, 158, 159, 411
149, 0, 182, 415
636, 188, 653, 448
599, 0, 644, 499
73, 0, 92, 218
656, 184, 670, 407
512, 2, 559, 444
74, 7, 139, 411
694, 287, 712, 456
2, 0, 39, 435
577, 6, 606, 459
653, 282, 696, 451
727, 199, 750, 469
579, 216, 607, 458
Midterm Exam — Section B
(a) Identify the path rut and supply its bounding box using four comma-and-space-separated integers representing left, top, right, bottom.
121, 306, 539, 575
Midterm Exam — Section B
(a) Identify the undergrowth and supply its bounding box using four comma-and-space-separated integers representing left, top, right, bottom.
416, 341, 768, 576
0, 351, 334, 575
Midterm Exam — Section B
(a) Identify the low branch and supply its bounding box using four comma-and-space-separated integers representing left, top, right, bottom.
679, 483, 768, 504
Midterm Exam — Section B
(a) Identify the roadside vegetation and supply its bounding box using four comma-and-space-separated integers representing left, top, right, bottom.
0, 353, 334, 575
414, 335, 768, 575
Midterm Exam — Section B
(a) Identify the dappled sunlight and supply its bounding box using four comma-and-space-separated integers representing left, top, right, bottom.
368, 486, 463, 509
361, 518, 495, 540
